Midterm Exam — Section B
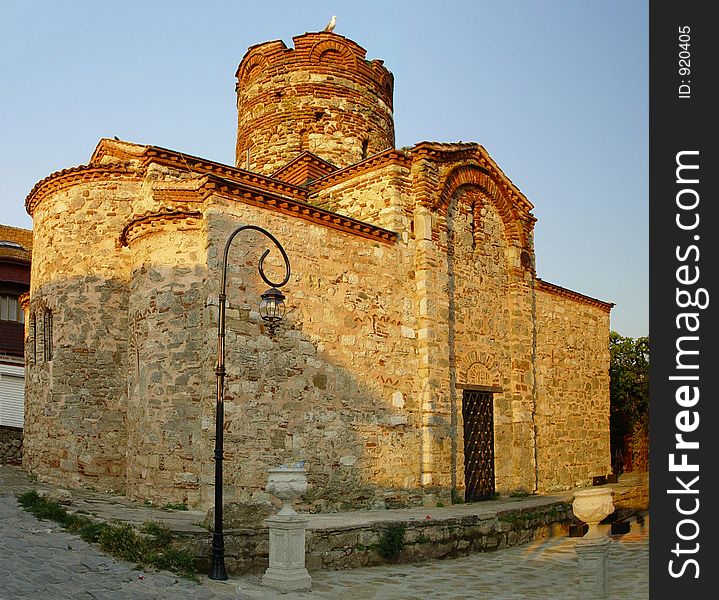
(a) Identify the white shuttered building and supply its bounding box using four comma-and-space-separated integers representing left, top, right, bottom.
0, 362, 24, 428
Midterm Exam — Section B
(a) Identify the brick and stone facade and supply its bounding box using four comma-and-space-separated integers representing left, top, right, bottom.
1, 224, 32, 460
23, 31, 612, 510
236, 34, 394, 175
1, 225, 32, 362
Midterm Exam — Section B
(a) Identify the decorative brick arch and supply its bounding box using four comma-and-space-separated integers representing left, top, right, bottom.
237, 52, 269, 87
309, 39, 356, 68
371, 63, 394, 105
438, 165, 529, 250
458, 350, 502, 388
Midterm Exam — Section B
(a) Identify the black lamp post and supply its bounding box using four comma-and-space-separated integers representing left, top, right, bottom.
209, 224, 291, 581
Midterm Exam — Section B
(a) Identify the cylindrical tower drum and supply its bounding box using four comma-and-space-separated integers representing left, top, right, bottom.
23, 175, 134, 493
235, 32, 395, 175
124, 212, 208, 506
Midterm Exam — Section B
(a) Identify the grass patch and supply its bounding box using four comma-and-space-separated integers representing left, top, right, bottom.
509, 489, 531, 498
162, 502, 189, 511
17, 491, 199, 581
142, 521, 175, 547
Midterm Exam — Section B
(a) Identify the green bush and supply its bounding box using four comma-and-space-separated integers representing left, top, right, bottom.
375, 524, 406, 560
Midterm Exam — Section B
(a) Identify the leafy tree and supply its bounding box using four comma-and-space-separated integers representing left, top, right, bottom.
609, 331, 649, 472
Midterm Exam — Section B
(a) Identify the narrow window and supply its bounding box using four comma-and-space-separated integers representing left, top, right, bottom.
361, 139, 369, 160
0, 294, 23, 322
471, 203, 481, 251
31, 312, 37, 363
0, 295, 8, 320
43, 309, 53, 362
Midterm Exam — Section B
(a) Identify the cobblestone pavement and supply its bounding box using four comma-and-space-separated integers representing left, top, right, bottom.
0, 493, 647, 600
0, 494, 245, 600
1, 465, 648, 599
232, 517, 648, 600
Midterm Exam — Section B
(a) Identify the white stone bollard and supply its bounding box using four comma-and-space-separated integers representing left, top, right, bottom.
262, 465, 312, 592
572, 487, 614, 599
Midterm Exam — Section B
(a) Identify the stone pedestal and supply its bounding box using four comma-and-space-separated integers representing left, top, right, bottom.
262, 465, 311, 592
572, 487, 614, 599
576, 536, 610, 598
261, 515, 312, 592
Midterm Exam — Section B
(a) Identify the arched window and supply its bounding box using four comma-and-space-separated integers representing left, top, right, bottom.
361, 139, 369, 160
43, 309, 53, 362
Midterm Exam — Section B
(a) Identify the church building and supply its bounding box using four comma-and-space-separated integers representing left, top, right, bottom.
23, 31, 612, 511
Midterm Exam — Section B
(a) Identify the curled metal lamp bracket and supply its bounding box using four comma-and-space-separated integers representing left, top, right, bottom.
220, 224, 291, 296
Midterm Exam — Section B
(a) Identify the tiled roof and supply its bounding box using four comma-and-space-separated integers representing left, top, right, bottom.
271, 152, 338, 186
0, 224, 32, 263
535, 278, 614, 312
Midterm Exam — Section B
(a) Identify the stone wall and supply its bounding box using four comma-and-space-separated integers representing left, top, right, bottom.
305, 503, 573, 571
311, 149, 546, 497
534, 283, 612, 491
311, 161, 412, 233
201, 198, 422, 511
125, 213, 210, 506
0, 426, 22, 464
183, 501, 575, 574
441, 185, 533, 494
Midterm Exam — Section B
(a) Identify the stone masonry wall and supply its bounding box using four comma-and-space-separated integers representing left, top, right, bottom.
310, 153, 539, 497
200, 198, 422, 511
442, 187, 527, 495
235, 32, 394, 175
181, 501, 575, 574
23, 147, 207, 496
311, 162, 412, 235
125, 214, 210, 507
534, 286, 611, 491
0, 426, 22, 464
24, 178, 139, 493
429, 186, 536, 496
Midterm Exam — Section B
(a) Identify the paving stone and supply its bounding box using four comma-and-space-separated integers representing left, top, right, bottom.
1, 464, 647, 599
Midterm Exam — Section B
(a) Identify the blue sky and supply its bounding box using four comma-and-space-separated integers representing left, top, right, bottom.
0, 0, 648, 338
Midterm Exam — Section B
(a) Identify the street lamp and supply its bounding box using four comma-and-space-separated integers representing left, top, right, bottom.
209, 224, 291, 581
259, 286, 286, 335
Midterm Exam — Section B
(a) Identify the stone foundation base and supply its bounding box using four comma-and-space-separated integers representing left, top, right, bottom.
262, 567, 312, 592
576, 536, 610, 598
0, 426, 22, 465
262, 514, 312, 592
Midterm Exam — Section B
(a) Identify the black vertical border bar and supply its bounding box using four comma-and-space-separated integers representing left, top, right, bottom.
650, 2, 717, 597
